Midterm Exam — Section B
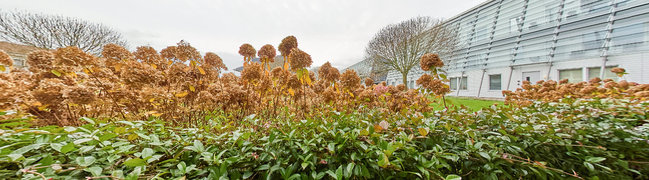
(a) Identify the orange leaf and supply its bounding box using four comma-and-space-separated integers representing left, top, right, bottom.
175, 91, 189, 98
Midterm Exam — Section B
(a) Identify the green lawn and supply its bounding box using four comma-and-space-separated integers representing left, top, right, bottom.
430, 96, 504, 111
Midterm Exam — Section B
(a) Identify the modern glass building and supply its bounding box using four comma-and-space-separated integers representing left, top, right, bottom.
384, 0, 649, 98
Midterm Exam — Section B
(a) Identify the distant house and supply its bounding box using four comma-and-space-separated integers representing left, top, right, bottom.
0, 41, 44, 68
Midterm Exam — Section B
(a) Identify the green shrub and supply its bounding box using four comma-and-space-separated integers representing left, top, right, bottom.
0, 99, 647, 179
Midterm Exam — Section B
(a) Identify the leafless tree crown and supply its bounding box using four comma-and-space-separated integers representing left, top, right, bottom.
365, 16, 458, 87
0, 11, 128, 54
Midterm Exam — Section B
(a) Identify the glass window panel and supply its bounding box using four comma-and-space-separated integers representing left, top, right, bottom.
460, 76, 468, 90
450, 78, 458, 90
559, 68, 583, 82
588, 66, 618, 80
489, 74, 502, 90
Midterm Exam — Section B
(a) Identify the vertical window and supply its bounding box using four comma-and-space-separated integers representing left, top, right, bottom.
450, 78, 458, 90
460, 76, 468, 90
588, 66, 618, 80
559, 69, 583, 82
489, 74, 502, 90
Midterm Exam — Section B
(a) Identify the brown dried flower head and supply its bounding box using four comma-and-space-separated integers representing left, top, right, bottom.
318, 62, 340, 82
0, 50, 12, 67
160, 40, 202, 63
420, 53, 443, 71
278, 36, 298, 57
258, 44, 277, 62
589, 77, 602, 84
203, 52, 227, 71
340, 69, 361, 90
241, 62, 263, 82
102, 43, 133, 61
611, 67, 625, 74
364, 77, 374, 87
54, 46, 96, 67
63, 85, 96, 105
559, 79, 569, 84
27, 50, 55, 72
416, 74, 433, 88
121, 61, 163, 88
397, 84, 406, 91
134, 46, 163, 66
289, 48, 312, 71
238, 43, 256, 58
32, 78, 67, 106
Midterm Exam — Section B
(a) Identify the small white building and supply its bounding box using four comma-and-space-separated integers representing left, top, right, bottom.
384, 0, 649, 98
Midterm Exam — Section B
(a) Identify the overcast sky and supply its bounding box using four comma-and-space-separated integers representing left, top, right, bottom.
1, 0, 484, 70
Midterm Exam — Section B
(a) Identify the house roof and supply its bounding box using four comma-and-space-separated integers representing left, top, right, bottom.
0, 41, 46, 67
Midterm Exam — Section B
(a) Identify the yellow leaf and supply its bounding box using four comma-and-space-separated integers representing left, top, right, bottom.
146, 111, 163, 117
418, 128, 428, 136
38, 105, 48, 111
51, 70, 62, 77
305, 76, 313, 86
175, 91, 189, 98
189, 85, 195, 92
151, 64, 157, 69
348, 92, 354, 97
288, 88, 295, 96
0, 65, 5, 72
149, 98, 155, 102
83, 68, 90, 74
127, 134, 138, 141
190, 60, 197, 67
198, 66, 206, 75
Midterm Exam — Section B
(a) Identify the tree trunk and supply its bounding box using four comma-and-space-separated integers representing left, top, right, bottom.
401, 72, 408, 90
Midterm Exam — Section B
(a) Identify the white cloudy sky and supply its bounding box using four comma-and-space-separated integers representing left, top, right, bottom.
1, 0, 484, 70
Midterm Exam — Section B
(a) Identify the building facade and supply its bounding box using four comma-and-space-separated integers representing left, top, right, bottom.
385, 0, 649, 98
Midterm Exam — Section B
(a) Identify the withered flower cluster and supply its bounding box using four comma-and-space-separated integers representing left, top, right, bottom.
419, 53, 443, 71
340, 69, 361, 91
288, 48, 312, 71
238, 43, 256, 62
364, 77, 374, 87
278, 36, 298, 57
0, 50, 13, 67
503, 68, 649, 106
1, 37, 437, 127
416, 53, 450, 96
258, 44, 276, 61
317, 62, 340, 83
203, 52, 228, 73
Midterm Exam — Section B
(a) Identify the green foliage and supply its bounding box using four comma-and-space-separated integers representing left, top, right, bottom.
431, 96, 504, 111
0, 99, 648, 179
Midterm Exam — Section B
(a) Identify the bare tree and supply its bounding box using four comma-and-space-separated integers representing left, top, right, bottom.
0, 11, 127, 54
365, 16, 458, 89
